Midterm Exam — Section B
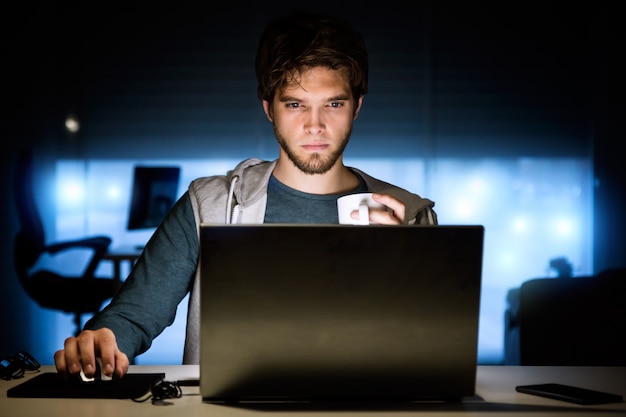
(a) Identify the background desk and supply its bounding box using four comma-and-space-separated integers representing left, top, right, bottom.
2, 366, 625, 417
102, 246, 142, 291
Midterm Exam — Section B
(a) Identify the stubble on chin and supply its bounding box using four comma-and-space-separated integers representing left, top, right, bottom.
274, 127, 351, 175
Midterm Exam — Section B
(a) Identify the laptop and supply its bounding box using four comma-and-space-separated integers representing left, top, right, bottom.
199, 224, 484, 403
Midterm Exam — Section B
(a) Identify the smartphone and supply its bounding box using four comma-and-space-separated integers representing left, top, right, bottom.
516, 383, 623, 405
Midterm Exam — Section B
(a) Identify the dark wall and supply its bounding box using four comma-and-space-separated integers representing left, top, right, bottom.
4, 2, 607, 158
2, 1, 624, 360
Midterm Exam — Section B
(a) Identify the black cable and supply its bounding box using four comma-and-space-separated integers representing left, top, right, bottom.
132, 378, 183, 406
1, 351, 41, 380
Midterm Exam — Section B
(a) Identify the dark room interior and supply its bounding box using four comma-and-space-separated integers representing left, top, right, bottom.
1, 1, 624, 367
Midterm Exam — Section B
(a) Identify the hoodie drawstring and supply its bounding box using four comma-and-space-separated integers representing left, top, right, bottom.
427, 208, 435, 225
225, 176, 239, 224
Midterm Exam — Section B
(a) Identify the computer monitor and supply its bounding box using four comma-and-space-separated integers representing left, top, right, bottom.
127, 166, 181, 230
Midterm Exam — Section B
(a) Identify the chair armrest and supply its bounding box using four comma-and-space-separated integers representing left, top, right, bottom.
44, 236, 112, 277
44, 236, 112, 255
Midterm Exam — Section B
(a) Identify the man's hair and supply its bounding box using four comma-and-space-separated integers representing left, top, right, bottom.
255, 12, 369, 104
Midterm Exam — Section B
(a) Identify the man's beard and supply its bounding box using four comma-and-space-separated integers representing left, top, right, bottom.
275, 127, 352, 175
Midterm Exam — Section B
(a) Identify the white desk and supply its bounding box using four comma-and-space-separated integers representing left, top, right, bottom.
2, 366, 625, 416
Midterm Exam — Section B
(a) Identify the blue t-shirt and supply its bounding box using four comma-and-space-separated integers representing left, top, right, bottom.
263, 174, 368, 223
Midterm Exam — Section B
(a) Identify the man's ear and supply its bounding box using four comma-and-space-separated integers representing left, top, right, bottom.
353, 96, 364, 120
262, 100, 273, 122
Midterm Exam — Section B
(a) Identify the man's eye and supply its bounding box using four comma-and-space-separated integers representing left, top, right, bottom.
330, 102, 343, 108
286, 103, 300, 108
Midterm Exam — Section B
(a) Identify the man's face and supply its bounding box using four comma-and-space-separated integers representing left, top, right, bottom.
263, 67, 362, 175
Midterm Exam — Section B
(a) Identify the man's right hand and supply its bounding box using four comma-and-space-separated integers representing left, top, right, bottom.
54, 328, 129, 380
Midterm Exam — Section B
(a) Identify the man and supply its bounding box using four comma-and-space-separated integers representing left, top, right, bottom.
54, 11, 437, 380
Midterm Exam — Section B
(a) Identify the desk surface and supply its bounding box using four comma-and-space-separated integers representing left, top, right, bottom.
2, 366, 625, 416
103, 246, 143, 259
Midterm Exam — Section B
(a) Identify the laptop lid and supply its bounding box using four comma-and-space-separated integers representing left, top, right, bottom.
199, 224, 484, 403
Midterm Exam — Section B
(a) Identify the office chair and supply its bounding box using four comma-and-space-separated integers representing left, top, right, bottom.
12, 149, 118, 335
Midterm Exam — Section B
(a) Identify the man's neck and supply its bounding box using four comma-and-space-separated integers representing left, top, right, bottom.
272, 157, 360, 195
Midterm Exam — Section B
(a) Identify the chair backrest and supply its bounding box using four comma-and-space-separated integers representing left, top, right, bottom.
13, 149, 46, 272
518, 273, 626, 365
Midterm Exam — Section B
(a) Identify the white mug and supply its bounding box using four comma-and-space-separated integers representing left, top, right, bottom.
337, 192, 385, 225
